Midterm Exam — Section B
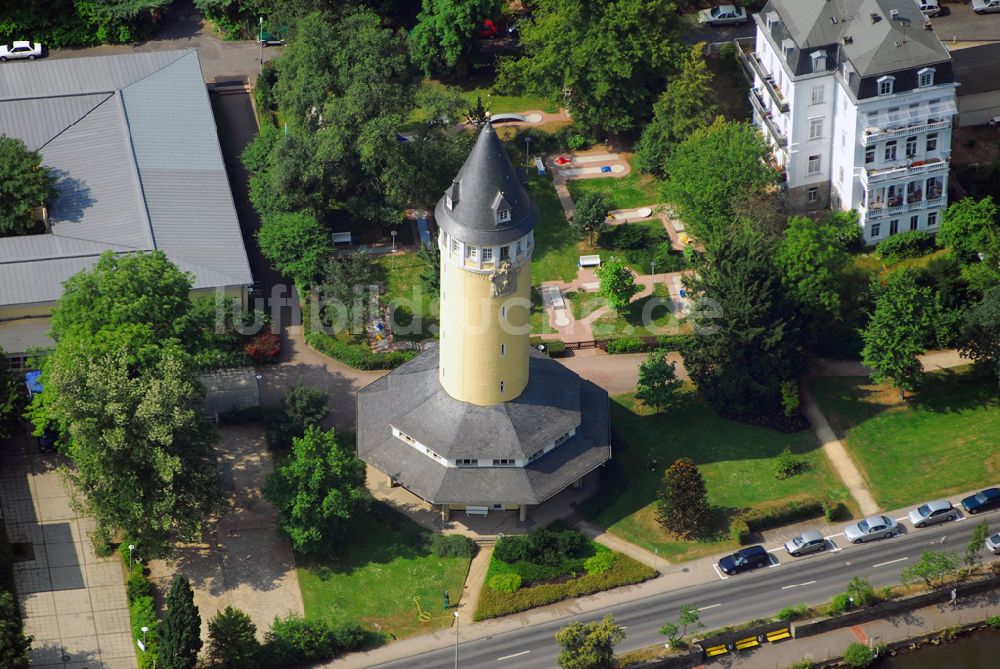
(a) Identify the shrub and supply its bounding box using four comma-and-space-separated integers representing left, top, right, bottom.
493, 529, 588, 566
603, 334, 694, 354
730, 518, 751, 544
828, 593, 851, 616
127, 567, 152, 601
428, 535, 477, 559
546, 340, 567, 357
475, 554, 656, 620
773, 448, 808, 480
847, 577, 877, 608
263, 616, 367, 666
606, 223, 650, 251
130, 595, 159, 669
493, 536, 529, 564
843, 642, 876, 668
245, 332, 281, 363
875, 230, 936, 263
584, 551, 616, 576
777, 604, 809, 621
605, 335, 645, 353
304, 332, 416, 370
488, 573, 523, 594
824, 500, 849, 522
986, 616, 1000, 629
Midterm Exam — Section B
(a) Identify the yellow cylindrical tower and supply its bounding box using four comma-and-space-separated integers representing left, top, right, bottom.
434, 123, 537, 406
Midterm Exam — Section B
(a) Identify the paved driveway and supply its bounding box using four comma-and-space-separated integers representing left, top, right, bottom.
0, 429, 135, 669
47, 0, 280, 83
931, 5, 1000, 42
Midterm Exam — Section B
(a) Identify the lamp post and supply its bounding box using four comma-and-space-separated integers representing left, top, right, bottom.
259, 17, 264, 75
525, 136, 532, 165
138, 625, 149, 652
128, 544, 135, 572
454, 611, 460, 669
653, 547, 658, 573
650, 260, 656, 284
391, 230, 398, 270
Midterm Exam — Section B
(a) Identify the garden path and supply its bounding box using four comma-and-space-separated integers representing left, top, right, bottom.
455, 546, 493, 626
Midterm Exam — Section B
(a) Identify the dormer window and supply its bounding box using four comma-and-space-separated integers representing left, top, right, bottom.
918, 67, 935, 88
766, 11, 778, 30
878, 75, 895, 96
445, 194, 453, 210
492, 190, 512, 225
810, 50, 827, 73
782, 38, 795, 62
498, 208, 511, 223
446, 180, 461, 210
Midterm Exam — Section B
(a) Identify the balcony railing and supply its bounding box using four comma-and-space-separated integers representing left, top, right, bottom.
735, 38, 789, 113
749, 88, 788, 148
862, 119, 951, 145
861, 158, 949, 186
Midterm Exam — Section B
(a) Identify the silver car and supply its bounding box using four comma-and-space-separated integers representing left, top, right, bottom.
915, 0, 942, 16
784, 530, 827, 557
986, 533, 1000, 555
973, 0, 1000, 13
844, 515, 898, 544
697, 5, 748, 26
908, 500, 958, 528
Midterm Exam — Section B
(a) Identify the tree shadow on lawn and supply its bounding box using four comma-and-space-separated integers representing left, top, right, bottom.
296, 502, 434, 579
579, 394, 828, 536
911, 365, 998, 415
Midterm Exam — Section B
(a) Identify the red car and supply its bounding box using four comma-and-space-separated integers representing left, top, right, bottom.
478, 19, 499, 39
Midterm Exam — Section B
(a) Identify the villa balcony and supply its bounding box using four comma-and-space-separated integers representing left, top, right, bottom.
749, 88, 788, 148
862, 118, 951, 145
860, 157, 949, 186
736, 38, 789, 114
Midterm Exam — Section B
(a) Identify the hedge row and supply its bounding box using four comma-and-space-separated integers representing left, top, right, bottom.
474, 553, 656, 621
119, 544, 158, 669
730, 499, 827, 545
529, 337, 567, 357
602, 334, 694, 354
304, 331, 416, 370
875, 230, 936, 263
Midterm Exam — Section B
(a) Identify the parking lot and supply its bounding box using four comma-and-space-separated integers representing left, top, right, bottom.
931, 3, 1000, 43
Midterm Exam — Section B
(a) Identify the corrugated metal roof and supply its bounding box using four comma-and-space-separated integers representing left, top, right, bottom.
0, 317, 53, 356
0, 49, 252, 307
0, 94, 111, 151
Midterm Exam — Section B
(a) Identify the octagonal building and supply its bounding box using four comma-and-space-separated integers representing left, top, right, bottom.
357, 123, 611, 522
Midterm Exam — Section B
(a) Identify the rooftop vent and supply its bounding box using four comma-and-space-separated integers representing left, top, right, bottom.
894, 39, 903, 47
831, 16, 839, 24
871, 12, 881, 23
842, 35, 853, 45
890, 9, 899, 19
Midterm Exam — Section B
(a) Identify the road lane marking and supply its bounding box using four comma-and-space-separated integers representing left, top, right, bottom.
698, 603, 722, 611
712, 564, 729, 580
872, 557, 909, 568
497, 651, 530, 661
781, 580, 816, 590
824, 533, 844, 540
895, 517, 909, 523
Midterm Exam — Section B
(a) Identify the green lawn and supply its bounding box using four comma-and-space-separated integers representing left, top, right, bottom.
565, 156, 664, 210
591, 284, 685, 338
811, 367, 1000, 509
580, 393, 851, 562
528, 175, 596, 284
297, 503, 473, 640
375, 252, 438, 341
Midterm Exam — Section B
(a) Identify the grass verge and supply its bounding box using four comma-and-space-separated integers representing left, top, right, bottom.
565, 155, 664, 210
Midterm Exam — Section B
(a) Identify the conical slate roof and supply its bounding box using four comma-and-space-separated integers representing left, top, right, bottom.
434, 122, 537, 246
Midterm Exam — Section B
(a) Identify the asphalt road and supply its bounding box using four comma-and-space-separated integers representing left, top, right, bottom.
930, 4, 1000, 43
376, 512, 999, 669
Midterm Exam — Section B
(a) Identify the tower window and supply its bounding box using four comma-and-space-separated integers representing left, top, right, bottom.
500, 245, 510, 260
516, 240, 523, 255
499, 381, 505, 393
451, 238, 460, 254
445, 195, 453, 210
501, 343, 506, 356
482, 247, 494, 261
501, 305, 507, 319
466, 245, 478, 259
498, 208, 511, 223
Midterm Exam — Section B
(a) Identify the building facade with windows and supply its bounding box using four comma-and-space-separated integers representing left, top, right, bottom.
737, 0, 957, 244
356, 123, 611, 522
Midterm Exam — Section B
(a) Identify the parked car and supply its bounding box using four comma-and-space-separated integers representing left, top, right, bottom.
908, 499, 958, 528
914, 0, 942, 17
844, 515, 898, 544
697, 5, 748, 26
718, 545, 770, 575
0, 41, 43, 62
784, 530, 827, 557
985, 533, 1000, 555
973, 0, 1000, 13
962, 488, 1000, 514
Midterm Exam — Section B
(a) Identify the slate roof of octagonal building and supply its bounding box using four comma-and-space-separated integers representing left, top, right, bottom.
356, 347, 611, 505
433, 122, 537, 246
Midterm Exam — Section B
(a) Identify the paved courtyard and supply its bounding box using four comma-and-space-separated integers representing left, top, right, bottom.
0, 429, 135, 669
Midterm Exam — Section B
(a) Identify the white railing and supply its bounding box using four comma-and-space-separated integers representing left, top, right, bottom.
749, 89, 788, 148
862, 159, 949, 185
862, 119, 951, 144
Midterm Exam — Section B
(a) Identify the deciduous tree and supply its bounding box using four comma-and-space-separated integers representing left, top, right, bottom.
958, 286, 1000, 388
0, 135, 57, 236
159, 575, 202, 669
596, 257, 638, 314
498, 0, 681, 133
256, 212, 332, 287
554, 614, 625, 669
264, 427, 369, 554
966, 520, 989, 574
573, 192, 610, 242
901, 550, 961, 588
656, 458, 710, 538
938, 196, 1000, 263
0, 348, 23, 441
208, 606, 261, 669
0, 590, 31, 669
634, 43, 718, 175
861, 271, 935, 400
662, 119, 777, 243
680, 229, 802, 417
635, 351, 681, 412
409, 0, 501, 75
776, 215, 850, 323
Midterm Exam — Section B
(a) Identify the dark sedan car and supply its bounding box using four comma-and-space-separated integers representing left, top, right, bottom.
718, 545, 770, 575
962, 488, 1000, 514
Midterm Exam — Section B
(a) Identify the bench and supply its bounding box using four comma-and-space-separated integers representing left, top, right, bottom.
535, 156, 546, 175
735, 636, 760, 651
704, 645, 728, 657
766, 629, 792, 643
465, 506, 489, 516
332, 232, 353, 245
578, 254, 601, 268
